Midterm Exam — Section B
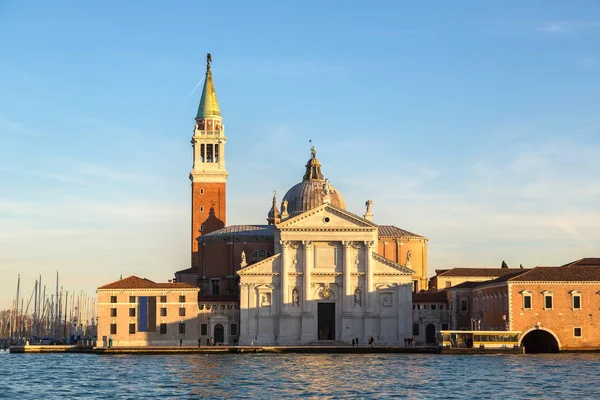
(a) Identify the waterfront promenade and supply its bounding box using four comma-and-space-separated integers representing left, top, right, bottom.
8, 344, 525, 355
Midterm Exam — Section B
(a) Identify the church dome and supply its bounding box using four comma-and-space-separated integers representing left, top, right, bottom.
282, 149, 346, 216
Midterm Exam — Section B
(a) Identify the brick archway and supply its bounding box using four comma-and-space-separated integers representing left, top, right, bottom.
518, 326, 561, 353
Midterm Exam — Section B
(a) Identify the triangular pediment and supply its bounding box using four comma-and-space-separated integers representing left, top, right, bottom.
237, 254, 281, 276
277, 203, 377, 230
372, 253, 415, 276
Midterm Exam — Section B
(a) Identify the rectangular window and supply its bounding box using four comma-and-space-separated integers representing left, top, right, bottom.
179, 295, 186, 303
544, 295, 553, 310
231, 323, 238, 336
160, 323, 167, 334
201, 324, 208, 336
412, 323, 420, 336
179, 323, 186, 334
445, 281, 452, 288
573, 295, 581, 310
129, 296, 136, 303
129, 323, 136, 334
160, 295, 167, 303
160, 308, 167, 317
574, 327, 582, 338
441, 323, 449, 330
412, 281, 418, 293
129, 308, 136, 317
211, 279, 220, 295
110, 324, 117, 335
523, 295, 532, 309
460, 299, 468, 313
179, 307, 186, 317
110, 308, 117, 317
110, 296, 117, 303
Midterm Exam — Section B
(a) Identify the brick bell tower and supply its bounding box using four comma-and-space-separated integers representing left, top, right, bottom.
190, 53, 227, 272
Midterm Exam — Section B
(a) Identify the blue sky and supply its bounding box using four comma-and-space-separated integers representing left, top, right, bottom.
1, 1, 600, 309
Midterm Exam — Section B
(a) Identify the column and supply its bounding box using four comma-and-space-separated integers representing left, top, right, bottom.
280, 241, 289, 310
239, 283, 251, 345
363, 240, 375, 341
342, 241, 352, 313
302, 240, 313, 311
364, 240, 374, 311
301, 240, 314, 342
278, 241, 291, 344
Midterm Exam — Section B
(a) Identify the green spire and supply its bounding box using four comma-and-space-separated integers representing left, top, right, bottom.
196, 53, 221, 119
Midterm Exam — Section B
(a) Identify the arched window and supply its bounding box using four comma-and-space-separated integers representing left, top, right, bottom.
250, 249, 273, 264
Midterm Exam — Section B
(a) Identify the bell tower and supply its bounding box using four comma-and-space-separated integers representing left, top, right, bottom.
190, 53, 228, 270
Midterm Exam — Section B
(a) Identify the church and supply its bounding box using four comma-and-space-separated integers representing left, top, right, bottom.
175, 55, 429, 346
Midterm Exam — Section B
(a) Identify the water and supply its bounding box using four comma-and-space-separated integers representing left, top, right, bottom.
2, 351, 600, 399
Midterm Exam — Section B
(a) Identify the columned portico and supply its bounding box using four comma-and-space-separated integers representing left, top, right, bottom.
237, 202, 415, 346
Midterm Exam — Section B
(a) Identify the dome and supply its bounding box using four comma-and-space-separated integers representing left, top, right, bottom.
281, 150, 346, 216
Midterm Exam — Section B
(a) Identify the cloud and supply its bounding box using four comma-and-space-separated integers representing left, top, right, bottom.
537, 21, 600, 35
0, 121, 43, 136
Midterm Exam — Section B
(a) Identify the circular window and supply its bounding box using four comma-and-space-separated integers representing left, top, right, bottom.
323, 217, 331, 223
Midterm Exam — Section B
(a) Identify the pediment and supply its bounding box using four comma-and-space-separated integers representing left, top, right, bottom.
277, 203, 377, 230
237, 254, 280, 276
372, 253, 415, 276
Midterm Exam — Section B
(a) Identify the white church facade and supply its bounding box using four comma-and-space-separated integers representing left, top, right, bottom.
237, 202, 415, 345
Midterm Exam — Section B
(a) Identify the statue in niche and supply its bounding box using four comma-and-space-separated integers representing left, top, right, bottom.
354, 288, 362, 307
365, 200, 372, 213
241, 250, 247, 267
383, 294, 392, 307
406, 250, 411, 264
261, 293, 271, 307
292, 288, 300, 306
322, 178, 331, 196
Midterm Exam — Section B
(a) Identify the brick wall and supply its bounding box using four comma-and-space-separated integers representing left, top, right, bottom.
510, 283, 600, 350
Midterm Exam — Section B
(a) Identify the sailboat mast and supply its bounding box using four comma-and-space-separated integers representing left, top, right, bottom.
33, 279, 38, 339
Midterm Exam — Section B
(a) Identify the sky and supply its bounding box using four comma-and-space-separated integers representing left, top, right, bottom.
1, 1, 600, 310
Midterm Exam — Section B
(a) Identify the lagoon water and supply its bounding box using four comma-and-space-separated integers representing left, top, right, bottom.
2, 351, 600, 399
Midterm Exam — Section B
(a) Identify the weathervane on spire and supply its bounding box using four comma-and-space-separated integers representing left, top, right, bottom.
206, 53, 212, 70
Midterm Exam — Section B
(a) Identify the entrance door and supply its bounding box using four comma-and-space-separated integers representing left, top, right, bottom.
214, 324, 224, 344
318, 303, 335, 340
425, 324, 436, 343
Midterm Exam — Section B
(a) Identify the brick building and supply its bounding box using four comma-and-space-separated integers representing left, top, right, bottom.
97, 276, 199, 346
444, 258, 600, 352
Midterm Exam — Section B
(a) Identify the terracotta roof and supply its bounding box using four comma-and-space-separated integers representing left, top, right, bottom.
509, 266, 600, 282
437, 268, 526, 277
449, 281, 484, 289
562, 258, 600, 267
413, 291, 448, 302
98, 276, 198, 290
377, 225, 425, 238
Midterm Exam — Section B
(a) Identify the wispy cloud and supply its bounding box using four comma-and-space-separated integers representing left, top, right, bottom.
0, 121, 43, 136
537, 20, 600, 35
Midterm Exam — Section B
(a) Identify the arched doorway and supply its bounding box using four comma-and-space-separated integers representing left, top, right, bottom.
425, 324, 436, 344
214, 324, 224, 344
520, 329, 559, 353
